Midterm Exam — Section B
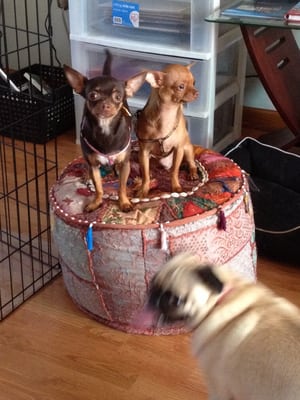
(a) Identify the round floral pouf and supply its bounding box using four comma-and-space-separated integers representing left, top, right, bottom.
50, 142, 257, 335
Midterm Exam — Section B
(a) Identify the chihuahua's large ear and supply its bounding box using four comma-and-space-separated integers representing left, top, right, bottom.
186, 61, 197, 70
145, 71, 166, 88
64, 64, 87, 96
125, 71, 148, 97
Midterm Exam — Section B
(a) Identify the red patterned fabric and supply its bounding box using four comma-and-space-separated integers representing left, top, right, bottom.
51, 143, 244, 227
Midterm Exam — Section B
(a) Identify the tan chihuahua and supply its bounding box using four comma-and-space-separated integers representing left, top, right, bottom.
136, 63, 199, 198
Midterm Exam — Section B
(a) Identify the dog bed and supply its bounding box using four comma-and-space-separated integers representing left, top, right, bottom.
50, 142, 256, 335
224, 137, 300, 264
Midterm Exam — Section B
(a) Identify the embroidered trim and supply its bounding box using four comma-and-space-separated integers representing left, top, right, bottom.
130, 159, 208, 204
50, 152, 250, 233
83, 158, 209, 204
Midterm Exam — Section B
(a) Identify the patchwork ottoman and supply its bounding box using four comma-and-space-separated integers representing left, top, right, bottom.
50, 143, 256, 335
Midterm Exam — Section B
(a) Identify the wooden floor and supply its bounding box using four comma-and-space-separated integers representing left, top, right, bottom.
0, 129, 299, 400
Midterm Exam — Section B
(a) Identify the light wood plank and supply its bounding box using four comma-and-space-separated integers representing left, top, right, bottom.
0, 257, 299, 400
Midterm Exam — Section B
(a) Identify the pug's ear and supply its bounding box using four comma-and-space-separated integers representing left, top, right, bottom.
195, 266, 224, 293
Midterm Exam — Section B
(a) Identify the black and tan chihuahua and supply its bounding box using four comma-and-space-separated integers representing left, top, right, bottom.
64, 51, 147, 212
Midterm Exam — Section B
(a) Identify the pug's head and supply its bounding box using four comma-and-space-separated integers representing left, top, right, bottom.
133, 253, 230, 330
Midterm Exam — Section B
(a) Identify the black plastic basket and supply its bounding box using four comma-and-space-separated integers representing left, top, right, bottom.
0, 64, 75, 143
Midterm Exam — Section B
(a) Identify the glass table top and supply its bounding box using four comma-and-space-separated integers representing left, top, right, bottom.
206, 1, 300, 30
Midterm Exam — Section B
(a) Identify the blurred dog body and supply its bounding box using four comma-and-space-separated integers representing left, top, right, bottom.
144, 253, 300, 400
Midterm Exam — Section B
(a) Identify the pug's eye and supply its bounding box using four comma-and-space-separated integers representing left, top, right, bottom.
161, 291, 184, 308
112, 92, 122, 103
87, 91, 102, 102
171, 294, 185, 307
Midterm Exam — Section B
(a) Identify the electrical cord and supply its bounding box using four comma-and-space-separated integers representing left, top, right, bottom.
61, 8, 70, 37
44, 0, 62, 67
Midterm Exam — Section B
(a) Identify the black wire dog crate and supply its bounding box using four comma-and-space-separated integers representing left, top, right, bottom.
0, 0, 72, 319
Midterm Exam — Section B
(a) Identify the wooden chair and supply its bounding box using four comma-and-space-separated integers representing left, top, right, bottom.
241, 25, 300, 149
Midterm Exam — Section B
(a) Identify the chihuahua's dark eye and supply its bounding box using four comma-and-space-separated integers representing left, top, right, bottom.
112, 92, 122, 103
178, 83, 185, 91
87, 91, 102, 102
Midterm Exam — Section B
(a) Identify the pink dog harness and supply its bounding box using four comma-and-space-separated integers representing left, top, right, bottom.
81, 134, 131, 166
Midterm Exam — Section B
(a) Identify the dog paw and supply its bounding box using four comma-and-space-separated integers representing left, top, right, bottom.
172, 184, 183, 193
84, 200, 102, 213
135, 191, 146, 199
189, 171, 199, 181
120, 201, 133, 213
136, 185, 150, 199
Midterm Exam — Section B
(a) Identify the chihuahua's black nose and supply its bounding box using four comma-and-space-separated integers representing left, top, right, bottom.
102, 103, 111, 110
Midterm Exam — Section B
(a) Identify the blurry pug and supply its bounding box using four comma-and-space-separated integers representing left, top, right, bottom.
142, 253, 300, 400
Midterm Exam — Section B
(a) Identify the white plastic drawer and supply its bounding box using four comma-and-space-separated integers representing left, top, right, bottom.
70, 40, 210, 117
186, 116, 209, 147
213, 97, 235, 146
216, 41, 240, 94
69, 0, 215, 58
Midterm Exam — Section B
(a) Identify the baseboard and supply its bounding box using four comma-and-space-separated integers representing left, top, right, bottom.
242, 106, 286, 132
